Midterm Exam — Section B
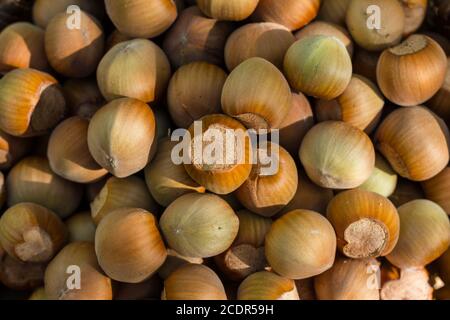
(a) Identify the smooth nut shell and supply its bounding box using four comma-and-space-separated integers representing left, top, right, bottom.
97, 39, 171, 103
300, 121, 375, 189
222, 57, 292, 129
375, 106, 449, 181
224, 22, 295, 71
87, 98, 156, 178
158, 249, 203, 280
0, 68, 66, 137
359, 153, 398, 198
160, 193, 239, 258
167, 62, 226, 128
279, 92, 314, 156
315, 74, 384, 133
346, 0, 405, 51
45, 11, 104, 78
32, 0, 105, 28
162, 6, 234, 68
237, 271, 299, 300
284, 36, 352, 100
0, 22, 48, 73
251, 0, 319, 31
90, 176, 159, 225
401, 0, 428, 36
295, 21, 353, 56
278, 171, 334, 216
95, 208, 167, 283
66, 212, 96, 243
7, 156, 83, 218
234, 210, 272, 247
422, 167, 450, 215
428, 58, 450, 122
352, 48, 380, 84
318, 0, 351, 26
144, 138, 205, 207
389, 178, 424, 207
197, 0, 259, 21
377, 35, 448, 106
163, 264, 226, 300
62, 79, 104, 119
44, 242, 112, 300
235, 143, 298, 217
387, 200, 450, 268
265, 209, 337, 279
0, 130, 31, 170
48, 116, 107, 183
105, 0, 177, 38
